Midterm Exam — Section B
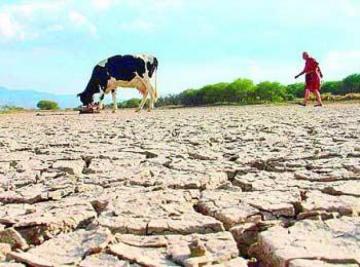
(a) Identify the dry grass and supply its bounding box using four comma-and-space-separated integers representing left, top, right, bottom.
310, 93, 360, 102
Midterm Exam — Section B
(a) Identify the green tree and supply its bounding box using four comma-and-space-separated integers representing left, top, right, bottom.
143, 73, 360, 108
286, 83, 304, 98
321, 81, 343, 95
179, 89, 203, 106
255, 82, 286, 102
342, 74, 360, 94
156, 94, 181, 107
37, 100, 59, 110
201, 83, 228, 104
224, 78, 255, 103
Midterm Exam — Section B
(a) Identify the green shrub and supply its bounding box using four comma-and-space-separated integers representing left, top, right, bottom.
255, 81, 286, 102
286, 83, 304, 98
0, 105, 25, 113
156, 94, 181, 107
117, 98, 141, 108
37, 100, 60, 110
225, 78, 256, 103
342, 74, 360, 94
147, 73, 360, 108
322, 81, 343, 95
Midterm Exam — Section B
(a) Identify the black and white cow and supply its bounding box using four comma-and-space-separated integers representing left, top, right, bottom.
78, 54, 158, 112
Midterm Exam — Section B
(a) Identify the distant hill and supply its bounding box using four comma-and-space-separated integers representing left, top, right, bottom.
0, 87, 80, 109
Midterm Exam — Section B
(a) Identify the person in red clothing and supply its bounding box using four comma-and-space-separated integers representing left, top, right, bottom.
295, 52, 323, 106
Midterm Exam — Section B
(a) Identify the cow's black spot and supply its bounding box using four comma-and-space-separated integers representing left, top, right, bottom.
106, 55, 146, 80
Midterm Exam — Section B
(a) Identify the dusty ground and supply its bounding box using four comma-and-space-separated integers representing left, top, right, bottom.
0, 104, 359, 267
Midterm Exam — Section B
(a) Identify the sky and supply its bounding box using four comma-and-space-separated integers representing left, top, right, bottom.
0, 0, 359, 99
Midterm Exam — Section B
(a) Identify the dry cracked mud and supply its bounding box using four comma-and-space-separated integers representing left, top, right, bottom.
0, 104, 359, 267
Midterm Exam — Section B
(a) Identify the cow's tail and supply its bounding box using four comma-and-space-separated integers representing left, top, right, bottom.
154, 68, 159, 102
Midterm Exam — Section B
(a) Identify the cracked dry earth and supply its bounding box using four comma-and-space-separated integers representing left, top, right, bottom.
0, 104, 359, 267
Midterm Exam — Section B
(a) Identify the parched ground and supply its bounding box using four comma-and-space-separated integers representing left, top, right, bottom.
0, 104, 359, 267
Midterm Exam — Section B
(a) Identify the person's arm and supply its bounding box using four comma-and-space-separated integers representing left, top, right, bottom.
295, 70, 306, 79
295, 59, 317, 79
318, 66, 323, 78
295, 61, 309, 79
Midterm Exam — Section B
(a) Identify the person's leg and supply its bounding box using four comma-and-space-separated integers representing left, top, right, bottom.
314, 90, 323, 106
303, 89, 311, 105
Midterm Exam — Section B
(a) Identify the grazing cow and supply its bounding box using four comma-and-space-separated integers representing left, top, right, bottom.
78, 54, 158, 112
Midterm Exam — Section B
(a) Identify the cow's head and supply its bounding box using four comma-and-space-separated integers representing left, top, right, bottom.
78, 66, 107, 106
147, 57, 159, 78
77, 91, 94, 106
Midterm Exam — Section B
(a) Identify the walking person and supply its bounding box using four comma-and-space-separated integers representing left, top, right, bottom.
295, 52, 323, 106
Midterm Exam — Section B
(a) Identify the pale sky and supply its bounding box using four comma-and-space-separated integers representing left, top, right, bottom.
0, 0, 359, 99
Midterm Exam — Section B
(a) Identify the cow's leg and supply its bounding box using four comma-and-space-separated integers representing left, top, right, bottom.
149, 87, 156, 111
134, 77, 148, 113
112, 89, 118, 113
98, 93, 105, 110
143, 79, 155, 112
136, 91, 148, 112
146, 86, 154, 112
148, 91, 154, 112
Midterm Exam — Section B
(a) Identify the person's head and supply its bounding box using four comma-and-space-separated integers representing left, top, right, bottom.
302, 52, 309, 60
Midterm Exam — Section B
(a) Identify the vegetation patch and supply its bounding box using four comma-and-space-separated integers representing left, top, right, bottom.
37, 100, 60, 110
156, 73, 360, 107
